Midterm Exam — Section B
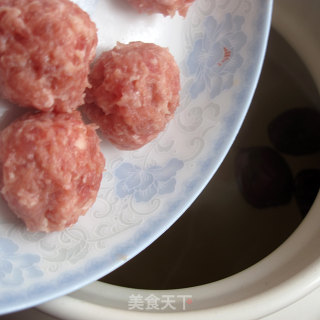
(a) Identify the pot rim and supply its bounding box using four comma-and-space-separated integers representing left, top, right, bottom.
38, 1, 320, 319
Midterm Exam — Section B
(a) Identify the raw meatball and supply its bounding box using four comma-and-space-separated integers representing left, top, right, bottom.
0, 0, 97, 113
84, 41, 180, 150
0, 111, 105, 232
127, 0, 195, 17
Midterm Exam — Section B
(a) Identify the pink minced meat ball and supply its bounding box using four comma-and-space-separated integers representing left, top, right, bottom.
127, 0, 195, 17
0, 0, 97, 113
84, 41, 181, 150
0, 111, 105, 232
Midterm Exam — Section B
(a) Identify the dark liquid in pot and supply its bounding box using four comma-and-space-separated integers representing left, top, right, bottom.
100, 29, 320, 290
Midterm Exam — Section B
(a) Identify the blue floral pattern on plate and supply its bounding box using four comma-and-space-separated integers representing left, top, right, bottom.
115, 159, 184, 202
0, 0, 273, 314
187, 14, 247, 99
0, 238, 42, 286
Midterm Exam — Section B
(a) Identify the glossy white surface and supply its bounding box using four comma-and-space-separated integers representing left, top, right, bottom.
3, 0, 320, 319
37, 194, 320, 320
36, 0, 320, 319
5, 286, 320, 320
0, 0, 272, 314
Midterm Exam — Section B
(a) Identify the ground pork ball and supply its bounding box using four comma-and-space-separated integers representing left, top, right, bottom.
0, 0, 97, 113
0, 111, 105, 232
127, 0, 195, 17
84, 41, 181, 150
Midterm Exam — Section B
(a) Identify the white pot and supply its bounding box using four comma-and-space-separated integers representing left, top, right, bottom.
38, 1, 320, 319
39, 196, 320, 320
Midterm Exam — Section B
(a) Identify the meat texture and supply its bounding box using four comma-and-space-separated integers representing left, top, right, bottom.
84, 41, 180, 150
127, 0, 195, 17
0, 111, 105, 232
0, 0, 97, 112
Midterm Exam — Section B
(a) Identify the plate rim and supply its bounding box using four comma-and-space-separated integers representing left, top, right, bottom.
0, 0, 273, 314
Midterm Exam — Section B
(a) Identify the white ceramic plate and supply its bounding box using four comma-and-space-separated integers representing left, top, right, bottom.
0, 0, 272, 314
